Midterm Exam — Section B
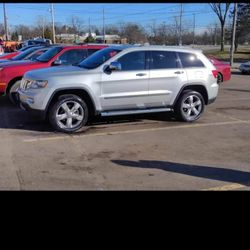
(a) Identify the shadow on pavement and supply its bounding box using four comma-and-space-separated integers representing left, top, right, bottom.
231, 71, 250, 76
0, 96, 177, 133
112, 160, 250, 187
224, 88, 250, 93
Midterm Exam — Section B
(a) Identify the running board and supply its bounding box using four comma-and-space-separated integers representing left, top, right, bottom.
101, 108, 172, 117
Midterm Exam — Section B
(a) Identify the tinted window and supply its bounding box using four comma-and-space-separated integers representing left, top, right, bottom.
27, 48, 48, 61
58, 49, 87, 65
79, 48, 121, 69
151, 51, 178, 69
37, 47, 63, 62
12, 47, 42, 60
87, 49, 100, 56
117, 51, 146, 71
178, 52, 205, 68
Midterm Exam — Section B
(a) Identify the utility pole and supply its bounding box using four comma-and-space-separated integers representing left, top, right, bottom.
42, 16, 45, 39
88, 17, 91, 35
230, 3, 238, 67
3, 3, 9, 41
103, 7, 105, 43
179, 3, 183, 46
192, 13, 196, 46
50, 3, 56, 44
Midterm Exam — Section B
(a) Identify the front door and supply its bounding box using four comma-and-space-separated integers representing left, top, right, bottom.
101, 51, 149, 111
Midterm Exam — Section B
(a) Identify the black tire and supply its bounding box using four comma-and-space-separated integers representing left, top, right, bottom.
8, 80, 21, 105
175, 90, 205, 122
49, 94, 89, 133
217, 73, 223, 84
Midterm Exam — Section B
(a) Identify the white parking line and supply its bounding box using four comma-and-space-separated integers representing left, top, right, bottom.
23, 119, 250, 143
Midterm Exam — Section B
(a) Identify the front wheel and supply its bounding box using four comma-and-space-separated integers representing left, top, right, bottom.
49, 95, 89, 133
175, 90, 205, 122
8, 80, 21, 105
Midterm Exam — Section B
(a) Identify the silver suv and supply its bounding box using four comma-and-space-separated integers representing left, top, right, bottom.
18, 46, 219, 133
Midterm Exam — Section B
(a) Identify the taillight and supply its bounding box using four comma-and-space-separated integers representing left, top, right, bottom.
212, 70, 218, 78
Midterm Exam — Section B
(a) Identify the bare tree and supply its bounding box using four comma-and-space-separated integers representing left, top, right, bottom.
70, 15, 84, 35
210, 3, 231, 51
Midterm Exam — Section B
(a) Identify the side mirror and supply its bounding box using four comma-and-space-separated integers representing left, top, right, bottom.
109, 61, 121, 71
52, 59, 63, 66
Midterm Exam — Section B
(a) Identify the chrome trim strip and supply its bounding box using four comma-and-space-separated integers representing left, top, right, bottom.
101, 107, 172, 117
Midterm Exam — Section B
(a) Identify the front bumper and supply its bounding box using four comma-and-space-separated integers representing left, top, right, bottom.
17, 89, 46, 120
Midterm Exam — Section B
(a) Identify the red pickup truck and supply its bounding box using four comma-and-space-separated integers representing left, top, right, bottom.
0, 44, 107, 103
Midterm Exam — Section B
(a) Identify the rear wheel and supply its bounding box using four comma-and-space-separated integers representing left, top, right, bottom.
8, 80, 21, 105
217, 73, 223, 84
175, 90, 205, 122
49, 94, 89, 133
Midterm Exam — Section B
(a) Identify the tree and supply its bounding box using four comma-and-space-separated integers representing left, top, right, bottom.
70, 15, 84, 35
210, 3, 231, 51
84, 34, 95, 43
119, 23, 147, 44
232, 3, 250, 51
11, 31, 18, 41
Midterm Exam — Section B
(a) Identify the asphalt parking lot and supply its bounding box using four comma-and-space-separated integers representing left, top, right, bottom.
0, 72, 250, 190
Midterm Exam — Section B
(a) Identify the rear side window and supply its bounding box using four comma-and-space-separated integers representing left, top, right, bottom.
58, 49, 88, 65
117, 51, 146, 71
150, 51, 178, 69
178, 52, 205, 68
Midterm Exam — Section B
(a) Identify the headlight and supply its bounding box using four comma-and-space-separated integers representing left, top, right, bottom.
27, 80, 48, 89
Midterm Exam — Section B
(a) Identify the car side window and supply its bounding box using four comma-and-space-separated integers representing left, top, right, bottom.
178, 52, 205, 68
58, 49, 88, 65
151, 51, 178, 69
87, 49, 100, 56
117, 51, 146, 71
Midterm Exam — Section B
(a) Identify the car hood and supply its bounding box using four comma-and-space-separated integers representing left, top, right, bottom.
0, 60, 41, 68
25, 66, 90, 79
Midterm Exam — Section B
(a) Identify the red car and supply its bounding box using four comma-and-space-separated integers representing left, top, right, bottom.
0, 51, 20, 59
0, 44, 107, 103
208, 56, 231, 84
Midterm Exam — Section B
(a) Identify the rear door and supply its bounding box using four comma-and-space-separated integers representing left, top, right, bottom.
177, 52, 208, 84
148, 50, 188, 107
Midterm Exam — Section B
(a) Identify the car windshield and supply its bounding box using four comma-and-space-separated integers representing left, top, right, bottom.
27, 49, 48, 61
78, 48, 122, 69
11, 47, 42, 60
36, 46, 63, 62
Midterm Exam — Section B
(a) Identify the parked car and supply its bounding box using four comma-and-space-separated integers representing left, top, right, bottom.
239, 61, 250, 74
18, 46, 219, 133
208, 56, 231, 84
0, 44, 107, 103
0, 50, 20, 59
0, 46, 48, 64
22, 38, 52, 47
0, 44, 48, 60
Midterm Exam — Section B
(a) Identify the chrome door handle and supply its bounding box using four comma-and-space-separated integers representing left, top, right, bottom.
136, 73, 147, 76
174, 71, 184, 74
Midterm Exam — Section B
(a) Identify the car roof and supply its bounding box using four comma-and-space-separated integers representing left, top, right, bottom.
108, 45, 203, 53
56, 44, 108, 49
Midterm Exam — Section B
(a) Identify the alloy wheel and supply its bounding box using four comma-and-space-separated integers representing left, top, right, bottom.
56, 101, 84, 129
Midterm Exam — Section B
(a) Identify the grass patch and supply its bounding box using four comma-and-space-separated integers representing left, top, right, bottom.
204, 47, 250, 62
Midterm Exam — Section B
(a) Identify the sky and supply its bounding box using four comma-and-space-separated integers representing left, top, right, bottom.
0, 3, 231, 34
